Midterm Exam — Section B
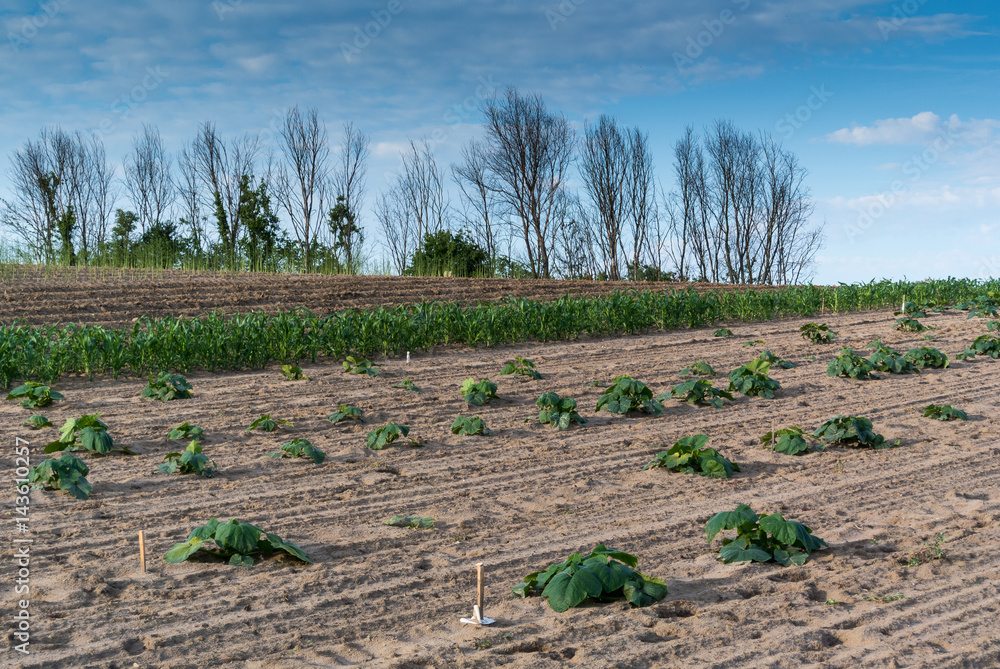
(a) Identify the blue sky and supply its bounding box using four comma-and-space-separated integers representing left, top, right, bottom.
1, 0, 998, 283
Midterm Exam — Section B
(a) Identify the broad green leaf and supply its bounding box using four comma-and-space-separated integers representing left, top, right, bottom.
164, 537, 205, 563
214, 519, 261, 555
706, 505, 758, 542
719, 542, 773, 564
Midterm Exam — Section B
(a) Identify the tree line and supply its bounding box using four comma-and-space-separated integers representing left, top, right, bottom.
1, 87, 822, 284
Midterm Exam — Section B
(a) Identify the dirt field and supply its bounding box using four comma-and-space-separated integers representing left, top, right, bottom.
4, 306, 999, 669
0, 265, 783, 327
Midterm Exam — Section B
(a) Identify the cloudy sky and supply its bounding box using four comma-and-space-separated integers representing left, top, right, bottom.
1, 0, 997, 283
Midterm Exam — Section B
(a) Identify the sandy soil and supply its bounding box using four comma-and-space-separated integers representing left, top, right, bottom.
0, 265, 784, 327
2, 307, 999, 668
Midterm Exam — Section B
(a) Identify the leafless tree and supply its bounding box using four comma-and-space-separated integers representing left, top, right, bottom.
85, 136, 117, 257
478, 88, 575, 278
553, 191, 598, 279
580, 115, 628, 280
176, 142, 206, 252
329, 122, 370, 271
123, 124, 174, 235
374, 187, 413, 274
452, 138, 505, 266
625, 127, 657, 278
274, 107, 330, 270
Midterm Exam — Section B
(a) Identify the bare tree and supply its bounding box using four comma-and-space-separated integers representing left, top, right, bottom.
176, 142, 205, 253
86, 136, 117, 258
275, 107, 330, 271
580, 115, 629, 280
399, 139, 448, 244
452, 138, 505, 266
328, 122, 370, 272
479, 88, 575, 279
374, 188, 413, 274
624, 127, 657, 278
123, 124, 174, 235
553, 190, 598, 279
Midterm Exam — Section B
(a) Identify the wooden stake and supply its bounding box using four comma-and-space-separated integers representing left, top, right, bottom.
138, 531, 147, 573
476, 562, 485, 618
771, 418, 776, 451
821, 295, 824, 314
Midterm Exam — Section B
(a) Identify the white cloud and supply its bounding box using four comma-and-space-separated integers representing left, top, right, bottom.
827, 112, 1000, 147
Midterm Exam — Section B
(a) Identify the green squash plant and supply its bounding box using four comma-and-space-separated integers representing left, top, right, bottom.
921, 404, 967, 421
328, 404, 364, 423
386, 515, 434, 529
164, 518, 312, 567
894, 301, 929, 318
679, 361, 716, 377
393, 378, 420, 392
366, 423, 418, 450
800, 322, 837, 344
141, 372, 193, 401
761, 426, 824, 455
461, 378, 498, 406
713, 328, 733, 338
904, 347, 948, 369
757, 350, 795, 369
28, 453, 93, 500
281, 364, 309, 381
270, 438, 326, 464
664, 379, 733, 409
451, 415, 492, 436
535, 393, 587, 429
7, 382, 63, 408
706, 504, 827, 566
500, 357, 542, 380
813, 415, 893, 449
957, 334, 1000, 360
342, 355, 380, 377
643, 434, 740, 478
827, 348, 878, 380
168, 422, 204, 441
159, 441, 218, 477
866, 341, 918, 374
45, 414, 133, 455
894, 317, 926, 333
512, 544, 668, 612
247, 414, 292, 433
728, 359, 781, 398
596, 375, 664, 416
23, 414, 53, 430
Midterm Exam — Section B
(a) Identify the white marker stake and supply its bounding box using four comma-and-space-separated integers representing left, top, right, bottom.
138, 531, 147, 574
406, 351, 410, 366
460, 563, 495, 625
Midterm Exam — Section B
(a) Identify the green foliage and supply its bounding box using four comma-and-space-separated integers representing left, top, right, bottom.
342, 355, 380, 377
988, 321, 1000, 332
679, 361, 716, 377
246, 414, 292, 432
957, 334, 1000, 360
663, 379, 733, 408
967, 300, 999, 319
800, 322, 837, 343
451, 415, 492, 436
595, 375, 664, 416
905, 532, 947, 566
328, 404, 364, 423
761, 426, 824, 455
535, 393, 588, 429
904, 347, 948, 369
164, 518, 312, 567
643, 434, 740, 478
365, 423, 416, 450
894, 301, 928, 318
500, 357, 542, 380
512, 544, 668, 612
742, 339, 765, 348
386, 515, 434, 529
405, 229, 490, 277
45, 414, 132, 455
461, 377, 498, 406
713, 328, 733, 338
23, 414, 53, 429
7, 382, 63, 408
168, 422, 204, 441
827, 348, 879, 380
757, 350, 795, 368
921, 404, 967, 421
894, 317, 926, 332
281, 364, 309, 381
393, 378, 420, 392
28, 453, 92, 500
728, 359, 781, 398
866, 341, 918, 374
813, 415, 892, 449
159, 441, 218, 477
141, 371, 193, 401
270, 438, 326, 464
706, 504, 827, 566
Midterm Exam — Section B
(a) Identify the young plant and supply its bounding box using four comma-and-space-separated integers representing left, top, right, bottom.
164, 518, 312, 567
904, 346, 948, 369
742, 339, 765, 348
866, 341, 918, 374
595, 375, 664, 416
159, 441, 218, 477
679, 361, 717, 377
28, 453, 93, 500
894, 301, 928, 318
393, 378, 420, 392
761, 426, 824, 455
728, 359, 781, 398
141, 372, 193, 401
461, 378, 498, 406
281, 364, 309, 381
535, 393, 588, 429
968, 302, 999, 319
894, 317, 926, 332
167, 421, 204, 441
921, 404, 967, 421
6, 382, 63, 408
512, 544, 668, 612
800, 322, 838, 343
342, 355, 380, 377
386, 515, 434, 529
757, 350, 795, 369
813, 415, 892, 449
45, 414, 132, 455
956, 334, 1000, 360
643, 434, 740, 478
988, 321, 1000, 332
500, 357, 542, 380
451, 415, 492, 436
827, 348, 879, 380
713, 328, 733, 337
663, 379, 733, 409
905, 532, 947, 566
328, 404, 364, 423
365, 423, 417, 450
270, 438, 326, 464
246, 414, 292, 433
23, 414, 53, 430
706, 504, 827, 566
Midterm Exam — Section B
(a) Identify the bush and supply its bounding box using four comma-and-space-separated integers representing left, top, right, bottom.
405, 230, 490, 277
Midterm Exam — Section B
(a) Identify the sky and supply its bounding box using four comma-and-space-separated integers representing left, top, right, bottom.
1, 0, 998, 283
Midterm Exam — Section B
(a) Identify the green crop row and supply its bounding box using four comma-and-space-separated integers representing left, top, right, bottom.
1, 278, 997, 386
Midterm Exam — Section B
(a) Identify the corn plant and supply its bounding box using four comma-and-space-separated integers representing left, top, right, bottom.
393, 378, 420, 392
159, 441, 218, 477
957, 334, 1000, 360
728, 359, 781, 398
535, 393, 587, 429
270, 438, 326, 464
141, 372, 193, 401
706, 504, 827, 566
164, 518, 312, 566
512, 544, 668, 612
168, 422, 204, 441
386, 515, 434, 529
451, 415, 492, 436
761, 426, 824, 455
246, 414, 292, 432
679, 362, 716, 377
328, 404, 364, 423
814, 415, 893, 449
365, 423, 417, 450
643, 434, 740, 478
45, 414, 133, 455
28, 453, 93, 500
500, 357, 542, 380
281, 364, 309, 381
904, 347, 948, 369
894, 317, 926, 332
921, 404, 967, 421
7, 382, 63, 409
596, 375, 664, 416
461, 378, 497, 406
23, 414, 53, 429
827, 348, 878, 380
801, 322, 837, 344
866, 341, 918, 374
342, 355, 380, 377
663, 379, 733, 408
